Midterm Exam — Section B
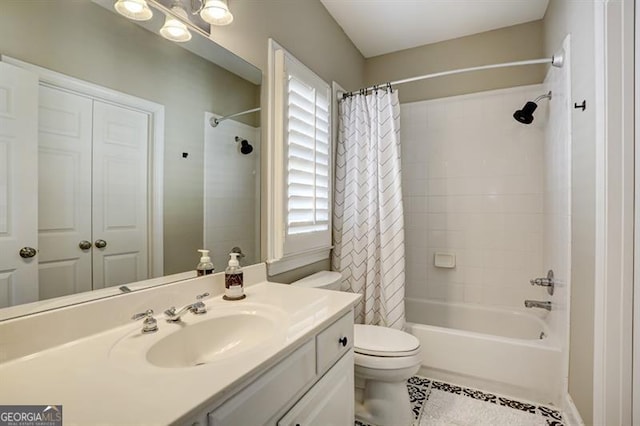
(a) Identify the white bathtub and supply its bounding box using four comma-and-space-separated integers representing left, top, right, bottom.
405, 298, 562, 405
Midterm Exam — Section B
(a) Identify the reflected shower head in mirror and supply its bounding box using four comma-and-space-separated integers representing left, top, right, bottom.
235, 136, 253, 155
513, 91, 552, 124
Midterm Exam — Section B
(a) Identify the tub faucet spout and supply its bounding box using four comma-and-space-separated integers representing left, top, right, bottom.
524, 300, 551, 311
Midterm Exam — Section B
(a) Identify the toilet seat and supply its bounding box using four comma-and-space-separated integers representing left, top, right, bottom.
354, 351, 422, 370
354, 324, 421, 357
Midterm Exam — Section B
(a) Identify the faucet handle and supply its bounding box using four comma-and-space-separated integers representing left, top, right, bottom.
193, 293, 210, 314
529, 270, 555, 295
196, 292, 210, 300
131, 309, 158, 333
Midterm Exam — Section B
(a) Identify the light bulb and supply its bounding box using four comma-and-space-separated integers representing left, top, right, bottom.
200, 0, 234, 26
114, 0, 153, 21
160, 17, 192, 42
159, 6, 192, 42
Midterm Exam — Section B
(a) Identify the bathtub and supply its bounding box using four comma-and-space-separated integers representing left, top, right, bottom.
405, 298, 562, 405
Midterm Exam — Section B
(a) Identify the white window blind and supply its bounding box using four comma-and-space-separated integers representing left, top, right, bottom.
281, 53, 331, 255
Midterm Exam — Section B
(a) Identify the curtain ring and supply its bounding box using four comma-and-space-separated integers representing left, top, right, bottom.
387, 82, 393, 93
374, 84, 379, 94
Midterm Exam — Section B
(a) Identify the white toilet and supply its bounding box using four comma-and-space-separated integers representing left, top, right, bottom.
292, 271, 422, 426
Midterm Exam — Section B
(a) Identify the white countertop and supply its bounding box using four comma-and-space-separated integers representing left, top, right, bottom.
0, 282, 360, 425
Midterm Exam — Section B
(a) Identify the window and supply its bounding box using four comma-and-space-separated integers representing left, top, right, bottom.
268, 40, 332, 272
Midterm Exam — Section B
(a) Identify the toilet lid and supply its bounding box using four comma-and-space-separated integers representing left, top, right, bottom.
354, 324, 421, 357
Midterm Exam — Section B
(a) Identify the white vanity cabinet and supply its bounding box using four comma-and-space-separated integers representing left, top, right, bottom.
200, 310, 355, 426
277, 352, 354, 426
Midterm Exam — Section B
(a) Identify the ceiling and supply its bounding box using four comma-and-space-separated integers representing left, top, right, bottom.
320, 0, 550, 58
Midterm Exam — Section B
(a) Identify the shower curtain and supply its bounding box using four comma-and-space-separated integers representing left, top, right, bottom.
333, 89, 406, 330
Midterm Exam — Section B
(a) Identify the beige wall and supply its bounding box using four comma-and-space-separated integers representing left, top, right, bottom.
207, 0, 365, 91
543, 2, 596, 424
0, 0, 260, 275
364, 21, 546, 103
268, 259, 331, 284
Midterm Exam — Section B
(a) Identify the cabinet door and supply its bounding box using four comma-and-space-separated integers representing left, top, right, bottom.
37, 85, 93, 300
208, 340, 316, 426
278, 351, 354, 426
92, 101, 148, 289
0, 62, 39, 307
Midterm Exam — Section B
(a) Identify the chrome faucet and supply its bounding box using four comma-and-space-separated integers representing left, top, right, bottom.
132, 309, 158, 333
529, 270, 555, 295
164, 293, 210, 322
524, 300, 552, 311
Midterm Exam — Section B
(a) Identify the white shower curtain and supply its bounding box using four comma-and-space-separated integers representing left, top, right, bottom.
333, 89, 406, 329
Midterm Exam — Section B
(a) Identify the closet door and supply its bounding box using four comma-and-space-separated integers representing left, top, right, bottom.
0, 62, 39, 307
37, 86, 93, 300
92, 101, 148, 289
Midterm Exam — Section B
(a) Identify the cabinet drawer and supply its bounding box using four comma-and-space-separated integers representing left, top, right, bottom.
208, 339, 315, 426
315, 310, 353, 374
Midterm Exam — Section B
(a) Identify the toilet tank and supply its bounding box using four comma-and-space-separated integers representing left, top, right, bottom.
291, 271, 342, 291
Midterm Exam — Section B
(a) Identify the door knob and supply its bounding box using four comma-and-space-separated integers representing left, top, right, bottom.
94, 239, 107, 249
79, 240, 92, 250
19, 247, 37, 258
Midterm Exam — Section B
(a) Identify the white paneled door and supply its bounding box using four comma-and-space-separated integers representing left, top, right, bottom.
0, 63, 39, 308
37, 86, 93, 300
36, 87, 149, 298
92, 101, 148, 290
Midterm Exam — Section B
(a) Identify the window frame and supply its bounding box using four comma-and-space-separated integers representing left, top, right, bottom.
267, 40, 333, 274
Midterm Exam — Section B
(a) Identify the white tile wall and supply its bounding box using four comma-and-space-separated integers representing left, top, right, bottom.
542, 38, 572, 387
401, 85, 554, 309
204, 113, 261, 272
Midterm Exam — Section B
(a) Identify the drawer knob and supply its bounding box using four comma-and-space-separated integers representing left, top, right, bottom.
339, 336, 348, 347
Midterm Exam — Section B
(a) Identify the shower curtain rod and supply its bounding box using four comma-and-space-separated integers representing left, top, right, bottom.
340, 51, 564, 99
210, 107, 261, 127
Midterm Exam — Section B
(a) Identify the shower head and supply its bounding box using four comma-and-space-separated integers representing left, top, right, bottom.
513, 101, 538, 124
513, 91, 552, 125
235, 136, 253, 155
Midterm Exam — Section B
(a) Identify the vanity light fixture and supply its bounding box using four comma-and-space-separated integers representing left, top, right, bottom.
160, 4, 192, 43
114, 0, 153, 21
198, 0, 234, 25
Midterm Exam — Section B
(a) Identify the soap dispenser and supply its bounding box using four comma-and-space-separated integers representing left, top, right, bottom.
223, 253, 245, 300
197, 249, 214, 276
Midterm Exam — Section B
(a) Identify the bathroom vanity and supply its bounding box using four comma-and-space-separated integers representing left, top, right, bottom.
0, 264, 360, 425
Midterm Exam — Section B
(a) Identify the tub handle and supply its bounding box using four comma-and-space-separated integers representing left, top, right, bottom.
529, 269, 555, 295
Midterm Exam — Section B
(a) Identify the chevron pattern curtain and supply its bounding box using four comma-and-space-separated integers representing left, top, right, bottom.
333, 90, 406, 329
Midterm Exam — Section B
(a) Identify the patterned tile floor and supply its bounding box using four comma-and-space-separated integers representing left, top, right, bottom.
355, 376, 565, 426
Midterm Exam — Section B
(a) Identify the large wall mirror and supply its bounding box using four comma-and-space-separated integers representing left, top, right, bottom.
0, 0, 262, 320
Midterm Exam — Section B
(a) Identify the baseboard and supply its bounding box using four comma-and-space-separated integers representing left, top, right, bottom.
562, 393, 585, 426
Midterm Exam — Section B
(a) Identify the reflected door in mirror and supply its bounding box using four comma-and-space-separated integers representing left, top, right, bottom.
37, 85, 93, 300
38, 87, 150, 299
0, 63, 39, 308
91, 101, 149, 290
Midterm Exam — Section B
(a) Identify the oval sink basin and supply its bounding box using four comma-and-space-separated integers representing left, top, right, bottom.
109, 305, 288, 370
146, 314, 277, 368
